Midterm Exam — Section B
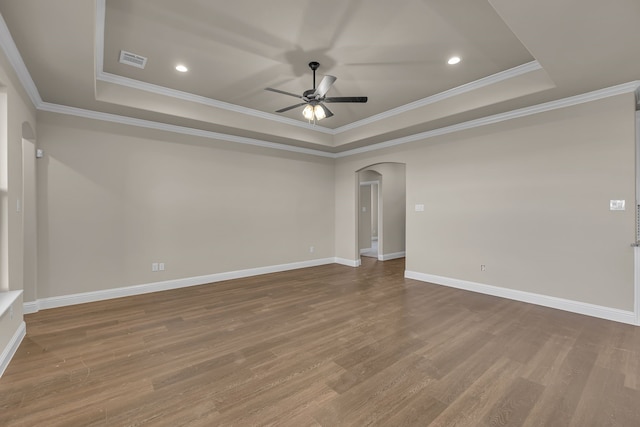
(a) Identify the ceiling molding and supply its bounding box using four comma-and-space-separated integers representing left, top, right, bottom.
335, 80, 640, 158
94, 0, 333, 135
38, 101, 336, 158
333, 60, 543, 134
93, 0, 543, 137
96, 71, 335, 135
0, 9, 41, 107
0, 4, 637, 160
37, 80, 640, 161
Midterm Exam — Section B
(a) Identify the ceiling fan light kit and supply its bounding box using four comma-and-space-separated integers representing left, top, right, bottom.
266, 61, 368, 123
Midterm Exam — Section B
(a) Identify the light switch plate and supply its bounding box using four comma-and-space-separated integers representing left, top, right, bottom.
609, 200, 625, 211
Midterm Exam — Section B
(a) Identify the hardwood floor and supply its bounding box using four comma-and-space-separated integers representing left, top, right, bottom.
1, 257, 640, 426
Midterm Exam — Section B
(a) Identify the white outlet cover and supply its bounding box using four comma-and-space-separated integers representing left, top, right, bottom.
609, 200, 625, 211
415, 204, 425, 212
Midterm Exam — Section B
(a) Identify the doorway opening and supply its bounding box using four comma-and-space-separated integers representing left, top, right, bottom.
356, 163, 406, 262
359, 179, 380, 259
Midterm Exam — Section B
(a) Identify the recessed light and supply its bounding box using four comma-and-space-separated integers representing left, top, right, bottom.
447, 56, 461, 65
175, 64, 188, 72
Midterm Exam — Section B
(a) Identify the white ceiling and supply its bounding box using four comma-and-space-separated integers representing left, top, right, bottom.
0, 0, 638, 154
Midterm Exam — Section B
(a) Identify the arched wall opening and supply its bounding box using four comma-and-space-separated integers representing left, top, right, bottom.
356, 162, 406, 262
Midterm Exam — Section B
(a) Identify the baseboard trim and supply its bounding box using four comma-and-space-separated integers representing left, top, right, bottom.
379, 251, 406, 261
359, 248, 372, 254
0, 321, 26, 378
22, 301, 39, 315
405, 270, 638, 326
335, 257, 361, 267
24, 258, 337, 313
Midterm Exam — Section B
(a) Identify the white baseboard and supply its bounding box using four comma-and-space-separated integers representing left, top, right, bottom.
359, 248, 372, 254
379, 251, 406, 261
405, 270, 638, 326
23, 257, 370, 313
335, 257, 361, 267
0, 321, 26, 378
22, 301, 39, 315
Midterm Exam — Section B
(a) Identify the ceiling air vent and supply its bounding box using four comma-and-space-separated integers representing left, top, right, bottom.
119, 50, 147, 69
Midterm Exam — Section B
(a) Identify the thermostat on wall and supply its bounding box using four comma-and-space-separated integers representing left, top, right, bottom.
609, 200, 625, 211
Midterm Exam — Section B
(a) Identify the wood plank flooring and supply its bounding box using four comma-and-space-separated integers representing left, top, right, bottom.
1, 257, 640, 426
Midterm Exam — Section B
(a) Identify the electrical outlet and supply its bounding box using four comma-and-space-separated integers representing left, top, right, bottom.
481, 265, 486, 271
309, 246, 315, 253
159, 262, 165, 271
152, 262, 159, 272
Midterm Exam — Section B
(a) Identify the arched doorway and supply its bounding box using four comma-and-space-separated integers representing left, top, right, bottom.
357, 163, 406, 262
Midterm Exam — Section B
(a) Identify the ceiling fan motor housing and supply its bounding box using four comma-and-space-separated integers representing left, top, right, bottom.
303, 89, 317, 100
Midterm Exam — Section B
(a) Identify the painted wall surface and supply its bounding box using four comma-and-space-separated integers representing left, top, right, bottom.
359, 170, 380, 241
35, 112, 335, 299
0, 51, 36, 367
366, 163, 406, 257
22, 136, 37, 302
358, 184, 372, 250
335, 94, 636, 311
371, 184, 378, 239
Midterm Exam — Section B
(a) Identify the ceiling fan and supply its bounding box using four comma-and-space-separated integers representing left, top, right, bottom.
265, 61, 368, 122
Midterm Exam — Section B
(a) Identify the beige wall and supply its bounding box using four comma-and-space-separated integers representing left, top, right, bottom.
35, 112, 335, 299
0, 50, 36, 367
359, 170, 381, 242
336, 94, 636, 311
371, 184, 378, 239
22, 134, 37, 302
358, 183, 372, 250
365, 163, 406, 257
0, 59, 36, 294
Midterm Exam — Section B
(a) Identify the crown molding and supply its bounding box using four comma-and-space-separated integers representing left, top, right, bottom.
94, 0, 332, 135
1, 3, 638, 160
93, 1, 547, 138
38, 102, 335, 158
96, 71, 335, 135
335, 80, 640, 158
0, 9, 41, 107
37, 79, 640, 160
333, 60, 543, 134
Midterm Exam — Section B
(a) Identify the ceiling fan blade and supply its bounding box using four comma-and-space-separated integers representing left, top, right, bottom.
324, 96, 368, 103
275, 102, 307, 113
313, 75, 337, 98
265, 87, 303, 99
319, 104, 334, 118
